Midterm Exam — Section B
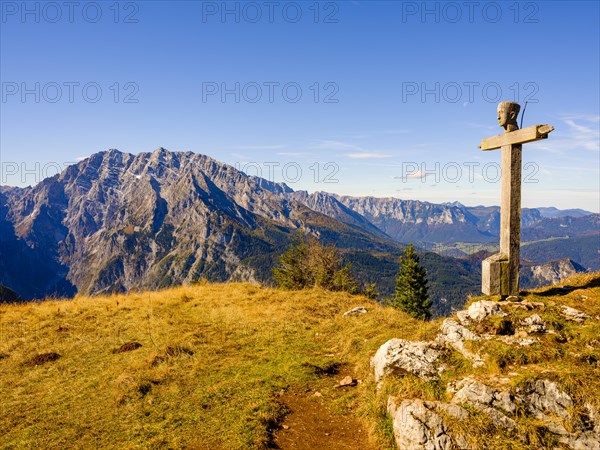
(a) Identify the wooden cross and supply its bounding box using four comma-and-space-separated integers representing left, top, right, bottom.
479, 102, 554, 297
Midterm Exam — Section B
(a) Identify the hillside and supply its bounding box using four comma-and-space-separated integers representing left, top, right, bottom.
521, 234, 600, 272
1, 273, 599, 449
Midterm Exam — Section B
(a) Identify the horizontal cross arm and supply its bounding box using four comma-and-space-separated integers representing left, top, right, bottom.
479, 124, 554, 150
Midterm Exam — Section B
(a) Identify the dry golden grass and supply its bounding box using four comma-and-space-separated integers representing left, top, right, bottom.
0, 282, 437, 449
1, 272, 598, 449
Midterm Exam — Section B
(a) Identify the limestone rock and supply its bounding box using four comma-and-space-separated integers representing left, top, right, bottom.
436, 319, 483, 367
371, 339, 443, 382
507, 300, 545, 311
520, 259, 586, 289
452, 378, 516, 414
517, 380, 600, 449
497, 335, 538, 346
451, 378, 516, 430
563, 433, 600, 450
522, 314, 546, 333
456, 310, 470, 325
387, 398, 467, 450
338, 376, 356, 387
464, 300, 507, 322
518, 379, 573, 420
561, 305, 591, 323
438, 319, 480, 344
587, 403, 600, 434
343, 306, 367, 316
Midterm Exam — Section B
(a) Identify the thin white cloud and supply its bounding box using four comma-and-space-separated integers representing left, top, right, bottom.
394, 170, 428, 180
562, 114, 600, 123
275, 152, 307, 157
231, 144, 286, 150
345, 152, 393, 159
230, 152, 250, 161
75, 156, 89, 161
533, 116, 600, 154
313, 139, 396, 159
313, 140, 362, 150
377, 129, 410, 135
460, 121, 497, 132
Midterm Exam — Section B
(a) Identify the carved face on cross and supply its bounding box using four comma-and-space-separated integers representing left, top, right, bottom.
497, 101, 521, 132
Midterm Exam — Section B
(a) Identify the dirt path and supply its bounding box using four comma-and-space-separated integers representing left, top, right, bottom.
272, 390, 378, 449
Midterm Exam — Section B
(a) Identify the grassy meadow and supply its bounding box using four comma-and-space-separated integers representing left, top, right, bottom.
1, 273, 599, 449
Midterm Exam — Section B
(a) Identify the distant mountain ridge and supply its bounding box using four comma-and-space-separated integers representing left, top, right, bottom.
520, 258, 587, 289
292, 193, 596, 245
0, 148, 399, 300
1, 148, 596, 309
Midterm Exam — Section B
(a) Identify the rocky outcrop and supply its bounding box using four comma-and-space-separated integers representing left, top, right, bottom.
450, 377, 516, 430
517, 380, 600, 450
388, 374, 600, 450
520, 258, 587, 289
517, 379, 572, 421
457, 300, 506, 323
374, 297, 600, 450
561, 305, 591, 323
521, 313, 546, 333
371, 339, 444, 382
435, 319, 483, 367
387, 397, 467, 450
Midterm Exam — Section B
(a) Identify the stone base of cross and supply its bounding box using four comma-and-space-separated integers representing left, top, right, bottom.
479, 102, 554, 297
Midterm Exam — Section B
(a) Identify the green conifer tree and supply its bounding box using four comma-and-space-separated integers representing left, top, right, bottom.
393, 243, 432, 320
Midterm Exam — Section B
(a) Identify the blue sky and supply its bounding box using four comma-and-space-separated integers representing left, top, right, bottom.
1, 1, 599, 211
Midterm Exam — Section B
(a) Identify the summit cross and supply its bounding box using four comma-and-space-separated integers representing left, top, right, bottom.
480, 101, 554, 297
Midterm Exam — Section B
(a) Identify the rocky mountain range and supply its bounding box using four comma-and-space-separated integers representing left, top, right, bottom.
0, 148, 400, 300
520, 258, 588, 289
290, 192, 599, 271
293, 192, 598, 249
1, 148, 597, 312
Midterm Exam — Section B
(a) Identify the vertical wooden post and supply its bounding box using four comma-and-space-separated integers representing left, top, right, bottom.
480, 117, 553, 297
500, 143, 522, 296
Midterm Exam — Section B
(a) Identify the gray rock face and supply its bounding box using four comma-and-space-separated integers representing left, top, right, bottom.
0, 148, 396, 299
371, 339, 443, 382
518, 379, 573, 420
438, 319, 480, 344
288, 191, 388, 239
517, 380, 600, 450
387, 398, 467, 450
411, 375, 600, 450
451, 378, 516, 430
520, 258, 587, 289
333, 195, 492, 244
379, 297, 600, 450
561, 305, 591, 323
436, 319, 483, 367
522, 314, 546, 333
462, 300, 507, 322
